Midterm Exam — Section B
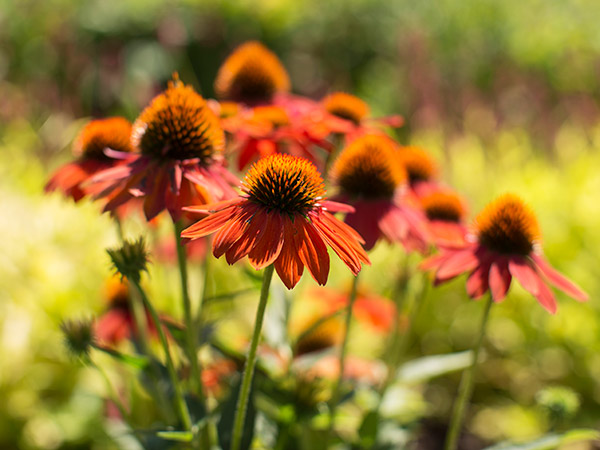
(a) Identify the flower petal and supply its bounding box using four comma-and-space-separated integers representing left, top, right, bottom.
213, 205, 257, 259
224, 208, 265, 265
531, 254, 588, 301
248, 211, 284, 270
508, 256, 539, 297
274, 216, 304, 289
489, 258, 511, 302
180, 207, 237, 240
435, 247, 480, 282
466, 262, 491, 299
534, 277, 558, 314
295, 217, 330, 285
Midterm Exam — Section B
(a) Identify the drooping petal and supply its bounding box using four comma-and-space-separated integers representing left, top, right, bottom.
321, 200, 356, 214
295, 217, 330, 285
183, 198, 243, 214
224, 208, 265, 265
466, 262, 491, 299
489, 258, 511, 302
534, 276, 558, 314
508, 256, 540, 296
213, 205, 258, 258
143, 169, 169, 220
181, 207, 238, 240
248, 211, 284, 270
435, 247, 480, 282
531, 254, 588, 301
274, 216, 305, 289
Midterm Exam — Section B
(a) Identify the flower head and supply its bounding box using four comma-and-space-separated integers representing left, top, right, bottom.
397, 146, 438, 188
133, 74, 224, 162
421, 190, 468, 247
107, 237, 150, 283
318, 92, 404, 141
182, 154, 369, 289
421, 194, 588, 313
215, 41, 291, 104
45, 117, 133, 202
93, 75, 237, 221
323, 92, 370, 125
330, 135, 430, 251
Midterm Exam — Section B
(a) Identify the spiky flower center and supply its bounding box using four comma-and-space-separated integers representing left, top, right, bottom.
243, 154, 325, 214
475, 194, 540, 255
331, 135, 406, 199
421, 192, 465, 223
214, 41, 290, 104
74, 117, 133, 160
398, 146, 437, 184
104, 276, 130, 309
132, 75, 224, 162
322, 92, 369, 125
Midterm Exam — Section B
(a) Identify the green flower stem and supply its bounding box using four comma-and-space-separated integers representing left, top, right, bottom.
231, 264, 275, 450
174, 220, 202, 395
328, 273, 360, 439
444, 294, 493, 450
114, 216, 125, 242
91, 360, 132, 423
131, 279, 192, 431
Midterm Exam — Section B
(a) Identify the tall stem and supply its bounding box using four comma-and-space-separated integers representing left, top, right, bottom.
444, 295, 493, 450
231, 264, 275, 450
328, 274, 360, 439
131, 279, 192, 431
174, 220, 202, 395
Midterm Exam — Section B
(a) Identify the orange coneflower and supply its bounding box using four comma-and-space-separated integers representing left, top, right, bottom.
320, 92, 404, 141
95, 276, 174, 345
397, 145, 439, 196
421, 194, 588, 313
222, 104, 335, 170
330, 134, 430, 252
181, 154, 370, 289
421, 190, 469, 247
93, 74, 238, 221
215, 41, 291, 105
45, 117, 134, 202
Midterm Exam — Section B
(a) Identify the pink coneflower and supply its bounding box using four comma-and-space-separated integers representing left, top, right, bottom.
421, 194, 588, 313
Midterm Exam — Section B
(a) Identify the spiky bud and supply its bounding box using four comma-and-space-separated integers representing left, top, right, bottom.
107, 237, 150, 283
61, 318, 95, 360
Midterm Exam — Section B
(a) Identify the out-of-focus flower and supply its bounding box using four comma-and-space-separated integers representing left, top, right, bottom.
182, 154, 369, 289
95, 276, 173, 345
397, 145, 439, 196
93, 74, 238, 222
293, 315, 345, 357
421, 190, 469, 247
330, 134, 430, 252
45, 117, 133, 203
536, 386, 581, 423
214, 41, 290, 105
304, 286, 396, 333
201, 359, 237, 397
421, 194, 588, 313
320, 92, 404, 141
106, 237, 149, 283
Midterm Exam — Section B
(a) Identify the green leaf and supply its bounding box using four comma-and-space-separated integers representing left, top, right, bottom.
358, 410, 380, 448
483, 429, 600, 450
397, 351, 473, 384
155, 430, 194, 443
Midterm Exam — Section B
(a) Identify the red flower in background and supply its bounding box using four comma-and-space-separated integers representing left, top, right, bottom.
93, 75, 238, 221
421, 194, 588, 313
420, 190, 469, 247
397, 145, 439, 197
214, 41, 291, 105
181, 154, 370, 289
330, 134, 430, 252
321, 92, 404, 142
45, 117, 134, 203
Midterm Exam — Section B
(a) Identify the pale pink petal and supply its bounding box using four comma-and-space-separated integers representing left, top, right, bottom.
436, 248, 480, 282
508, 256, 540, 296
534, 277, 558, 314
531, 254, 588, 301
489, 258, 511, 302
466, 262, 491, 299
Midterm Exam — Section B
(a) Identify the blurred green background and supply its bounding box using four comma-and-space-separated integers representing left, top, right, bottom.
1, 0, 599, 448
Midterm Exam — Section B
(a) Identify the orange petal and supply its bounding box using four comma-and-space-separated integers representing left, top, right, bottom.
274, 216, 305, 289
295, 217, 330, 286
181, 207, 237, 239
248, 211, 284, 270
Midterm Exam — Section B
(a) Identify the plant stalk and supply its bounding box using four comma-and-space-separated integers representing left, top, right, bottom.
230, 264, 275, 450
444, 295, 493, 450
